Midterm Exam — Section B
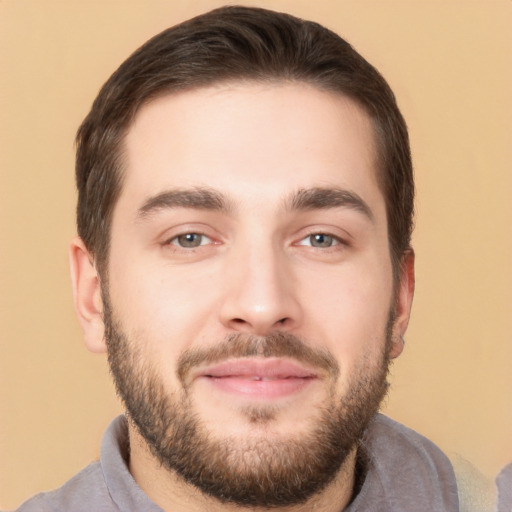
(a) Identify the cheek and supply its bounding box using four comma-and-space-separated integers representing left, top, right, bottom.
299, 262, 393, 367
304, 257, 392, 317
106, 255, 225, 356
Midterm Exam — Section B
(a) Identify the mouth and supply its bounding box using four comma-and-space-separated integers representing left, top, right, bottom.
195, 358, 318, 399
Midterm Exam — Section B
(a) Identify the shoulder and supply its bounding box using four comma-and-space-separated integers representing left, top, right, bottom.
15, 461, 113, 512
365, 414, 457, 478
14, 416, 162, 512
495, 463, 512, 512
355, 414, 459, 512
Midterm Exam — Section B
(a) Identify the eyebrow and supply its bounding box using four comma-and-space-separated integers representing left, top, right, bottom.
137, 187, 232, 219
136, 185, 373, 222
287, 187, 374, 221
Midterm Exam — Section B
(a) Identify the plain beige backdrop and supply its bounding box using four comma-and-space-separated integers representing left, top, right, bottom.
1, 1, 511, 509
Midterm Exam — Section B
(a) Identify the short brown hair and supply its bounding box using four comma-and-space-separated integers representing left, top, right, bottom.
76, 5, 413, 279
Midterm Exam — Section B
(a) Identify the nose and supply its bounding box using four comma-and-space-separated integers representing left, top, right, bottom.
219, 243, 302, 336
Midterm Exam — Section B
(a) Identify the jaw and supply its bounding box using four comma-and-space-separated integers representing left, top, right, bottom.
126, 403, 361, 512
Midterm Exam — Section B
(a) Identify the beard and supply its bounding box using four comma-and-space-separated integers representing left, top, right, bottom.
103, 295, 392, 508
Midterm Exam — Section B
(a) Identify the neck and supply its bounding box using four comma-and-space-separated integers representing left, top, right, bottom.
128, 424, 359, 512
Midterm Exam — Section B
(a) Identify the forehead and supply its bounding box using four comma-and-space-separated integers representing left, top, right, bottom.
119, 82, 384, 218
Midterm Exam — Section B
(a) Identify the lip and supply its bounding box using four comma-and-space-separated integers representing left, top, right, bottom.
195, 358, 318, 399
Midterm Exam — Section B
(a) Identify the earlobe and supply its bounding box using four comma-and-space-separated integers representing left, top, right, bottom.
69, 237, 107, 354
389, 249, 415, 359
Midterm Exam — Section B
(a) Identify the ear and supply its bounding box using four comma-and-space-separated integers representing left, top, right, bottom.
388, 249, 415, 359
69, 237, 107, 354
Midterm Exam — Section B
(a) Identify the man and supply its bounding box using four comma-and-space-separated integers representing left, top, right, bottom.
16, 5, 464, 511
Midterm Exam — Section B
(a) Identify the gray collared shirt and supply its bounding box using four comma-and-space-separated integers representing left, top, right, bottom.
14, 414, 459, 512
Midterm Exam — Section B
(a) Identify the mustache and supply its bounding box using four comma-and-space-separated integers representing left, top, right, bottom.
177, 332, 339, 384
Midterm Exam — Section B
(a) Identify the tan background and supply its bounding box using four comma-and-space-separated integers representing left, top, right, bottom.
1, 0, 511, 509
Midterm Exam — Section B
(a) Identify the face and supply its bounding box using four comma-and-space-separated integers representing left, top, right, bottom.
90, 83, 412, 506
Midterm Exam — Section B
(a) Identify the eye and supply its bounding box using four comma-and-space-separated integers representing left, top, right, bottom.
297, 233, 340, 248
169, 233, 212, 248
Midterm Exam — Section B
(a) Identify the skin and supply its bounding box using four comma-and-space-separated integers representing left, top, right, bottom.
70, 82, 415, 512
